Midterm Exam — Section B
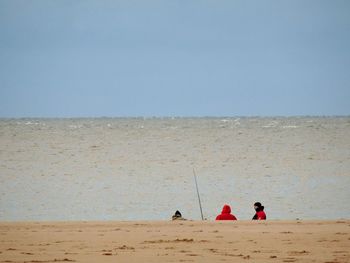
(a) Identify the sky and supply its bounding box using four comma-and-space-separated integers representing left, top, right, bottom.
0, 0, 349, 117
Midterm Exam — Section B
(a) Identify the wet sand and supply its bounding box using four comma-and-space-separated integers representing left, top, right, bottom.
1, 220, 349, 263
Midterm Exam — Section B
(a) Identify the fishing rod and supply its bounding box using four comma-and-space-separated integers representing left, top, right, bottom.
193, 168, 204, 220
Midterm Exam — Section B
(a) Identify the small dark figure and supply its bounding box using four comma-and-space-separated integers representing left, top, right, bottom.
172, 210, 186, 220
216, 204, 237, 220
252, 202, 266, 220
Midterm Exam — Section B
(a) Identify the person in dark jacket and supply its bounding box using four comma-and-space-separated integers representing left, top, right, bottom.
216, 204, 237, 220
252, 202, 266, 220
172, 210, 186, 220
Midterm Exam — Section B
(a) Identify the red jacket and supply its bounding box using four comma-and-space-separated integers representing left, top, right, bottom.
253, 210, 266, 220
216, 205, 237, 220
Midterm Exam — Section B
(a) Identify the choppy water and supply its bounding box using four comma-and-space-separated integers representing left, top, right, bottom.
0, 117, 349, 221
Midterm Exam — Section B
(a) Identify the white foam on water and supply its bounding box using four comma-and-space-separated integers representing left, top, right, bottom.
262, 120, 279, 128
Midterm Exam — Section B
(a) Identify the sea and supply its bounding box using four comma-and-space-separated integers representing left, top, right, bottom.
0, 117, 349, 221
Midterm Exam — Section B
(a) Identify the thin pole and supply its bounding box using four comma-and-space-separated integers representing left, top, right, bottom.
193, 168, 204, 220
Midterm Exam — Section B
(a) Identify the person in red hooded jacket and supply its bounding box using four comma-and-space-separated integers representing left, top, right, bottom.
215, 204, 237, 220
252, 202, 266, 220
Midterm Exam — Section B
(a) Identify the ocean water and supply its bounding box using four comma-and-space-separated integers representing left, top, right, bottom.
0, 117, 349, 221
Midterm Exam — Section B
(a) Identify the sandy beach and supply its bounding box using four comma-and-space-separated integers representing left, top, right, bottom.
1, 220, 349, 263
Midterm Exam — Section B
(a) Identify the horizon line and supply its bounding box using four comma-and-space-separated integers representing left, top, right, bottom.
0, 115, 349, 119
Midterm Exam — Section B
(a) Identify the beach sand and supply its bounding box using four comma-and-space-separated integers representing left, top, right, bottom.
1, 220, 349, 263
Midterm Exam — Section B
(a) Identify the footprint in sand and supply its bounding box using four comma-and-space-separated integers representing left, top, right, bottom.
283, 258, 297, 262
186, 253, 198, 257
143, 238, 194, 244
288, 250, 309, 255
336, 221, 346, 224
207, 248, 219, 253
221, 253, 244, 257
116, 245, 135, 250
164, 247, 175, 250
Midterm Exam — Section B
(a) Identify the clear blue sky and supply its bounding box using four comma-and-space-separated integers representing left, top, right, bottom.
0, 0, 349, 117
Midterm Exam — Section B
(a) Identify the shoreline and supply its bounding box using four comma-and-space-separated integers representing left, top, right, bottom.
2, 219, 349, 226
1, 220, 349, 262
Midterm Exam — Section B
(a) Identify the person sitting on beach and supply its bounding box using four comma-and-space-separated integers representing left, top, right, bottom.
252, 202, 266, 220
215, 204, 237, 220
172, 210, 186, 220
